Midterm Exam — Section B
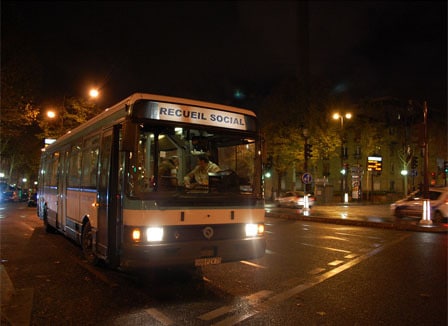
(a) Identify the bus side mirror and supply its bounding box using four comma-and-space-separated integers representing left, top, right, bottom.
122, 120, 137, 152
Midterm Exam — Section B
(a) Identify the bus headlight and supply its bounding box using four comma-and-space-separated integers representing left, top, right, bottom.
245, 223, 264, 237
146, 227, 164, 242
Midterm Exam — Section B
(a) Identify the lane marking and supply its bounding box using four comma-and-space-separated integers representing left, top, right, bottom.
320, 235, 350, 242
308, 267, 326, 275
20, 222, 35, 232
328, 260, 344, 266
335, 232, 383, 240
245, 290, 273, 304
198, 305, 233, 321
145, 308, 175, 325
198, 290, 273, 322
300, 242, 351, 253
240, 260, 267, 269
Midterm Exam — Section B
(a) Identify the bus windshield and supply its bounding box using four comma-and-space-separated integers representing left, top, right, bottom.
128, 125, 259, 199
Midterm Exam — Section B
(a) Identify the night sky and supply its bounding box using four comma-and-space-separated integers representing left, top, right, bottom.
2, 1, 447, 112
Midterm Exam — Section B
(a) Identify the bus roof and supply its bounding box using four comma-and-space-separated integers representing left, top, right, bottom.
43, 93, 256, 151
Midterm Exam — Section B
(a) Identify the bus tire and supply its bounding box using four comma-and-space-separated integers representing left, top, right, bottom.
433, 211, 444, 223
81, 221, 98, 265
43, 207, 56, 233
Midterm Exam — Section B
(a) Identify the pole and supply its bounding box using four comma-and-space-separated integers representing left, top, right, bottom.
420, 101, 432, 225
303, 129, 309, 193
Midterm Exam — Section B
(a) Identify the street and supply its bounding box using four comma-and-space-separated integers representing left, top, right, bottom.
1, 202, 447, 325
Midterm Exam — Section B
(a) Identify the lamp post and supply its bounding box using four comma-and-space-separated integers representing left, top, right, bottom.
303, 128, 309, 193
419, 101, 432, 225
333, 112, 352, 203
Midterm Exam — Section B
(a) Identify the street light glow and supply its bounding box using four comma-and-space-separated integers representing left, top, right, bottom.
89, 89, 99, 98
47, 110, 56, 119
333, 112, 352, 121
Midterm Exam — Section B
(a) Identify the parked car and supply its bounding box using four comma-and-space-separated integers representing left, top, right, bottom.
390, 187, 448, 223
275, 191, 315, 208
0, 185, 20, 202
0, 189, 18, 202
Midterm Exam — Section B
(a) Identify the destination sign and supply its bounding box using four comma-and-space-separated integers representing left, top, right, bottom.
131, 100, 255, 131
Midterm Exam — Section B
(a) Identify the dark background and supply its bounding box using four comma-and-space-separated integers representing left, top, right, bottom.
2, 1, 446, 111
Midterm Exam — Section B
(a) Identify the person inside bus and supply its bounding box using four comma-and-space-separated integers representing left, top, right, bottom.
158, 157, 178, 189
184, 155, 220, 189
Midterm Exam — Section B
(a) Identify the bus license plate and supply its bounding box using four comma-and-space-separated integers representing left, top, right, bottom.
195, 257, 222, 267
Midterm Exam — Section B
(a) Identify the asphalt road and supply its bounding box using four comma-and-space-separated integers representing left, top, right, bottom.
1, 202, 447, 325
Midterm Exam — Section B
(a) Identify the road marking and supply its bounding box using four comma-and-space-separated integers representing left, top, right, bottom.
300, 242, 351, 253
20, 221, 35, 232
145, 308, 175, 325
198, 290, 272, 321
210, 233, 411, 325
198, 305, 233, 321
335, 232, 383, 240
240, 260, 267, 269
328, 260, 344, 266
308, 267, 326, 275
321, 235, 350, 242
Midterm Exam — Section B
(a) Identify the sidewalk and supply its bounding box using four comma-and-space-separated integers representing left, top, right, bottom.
265, 202, 448, 233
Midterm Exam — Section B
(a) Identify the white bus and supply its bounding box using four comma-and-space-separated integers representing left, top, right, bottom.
38, 93, 266, 270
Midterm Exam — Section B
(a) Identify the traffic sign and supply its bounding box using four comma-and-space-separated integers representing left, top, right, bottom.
302, 173, 313, 184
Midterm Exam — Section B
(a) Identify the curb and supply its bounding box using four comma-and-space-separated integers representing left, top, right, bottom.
265, 211, 448, 233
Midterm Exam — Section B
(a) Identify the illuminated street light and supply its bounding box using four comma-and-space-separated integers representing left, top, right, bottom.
332, 112, 352, 128
89, 88, 99, 98
47, 110, 56, 119
333, 112, 352, 203
46, 108, 64, 138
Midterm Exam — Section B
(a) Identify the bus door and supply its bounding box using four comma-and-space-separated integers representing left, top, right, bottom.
97, 126, 121, 267
97, 128, 112, 260
57, 148, 69, 230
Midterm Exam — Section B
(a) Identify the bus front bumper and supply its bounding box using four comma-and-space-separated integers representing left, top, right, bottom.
119, 237, 266, 270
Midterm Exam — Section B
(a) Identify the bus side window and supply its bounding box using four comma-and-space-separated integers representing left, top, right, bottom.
68, 144, 82, 188
82, 135, 100, 189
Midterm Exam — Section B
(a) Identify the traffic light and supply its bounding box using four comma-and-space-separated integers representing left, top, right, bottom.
444, 161, 448, 174
264, 155, 273, 178
411, 156, 418, 170
305, 144, 313, 159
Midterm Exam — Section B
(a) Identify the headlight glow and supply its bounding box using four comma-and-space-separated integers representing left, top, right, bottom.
146, 227, 164, 242
245, 223, 263, 237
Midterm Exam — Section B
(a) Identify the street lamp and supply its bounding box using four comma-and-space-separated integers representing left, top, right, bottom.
333, 112, 352, 203
89, 88, 99, 99
46, 110, 56, 119
46, 109, 64, 138
333, 112, 352, 128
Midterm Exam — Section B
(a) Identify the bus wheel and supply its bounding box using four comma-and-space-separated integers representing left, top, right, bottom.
433, 211, 444, 223
43, 209, 55, 233
81, 221, 98, 265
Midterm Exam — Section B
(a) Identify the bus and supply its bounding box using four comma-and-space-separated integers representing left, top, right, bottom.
37, 93, 266, 270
